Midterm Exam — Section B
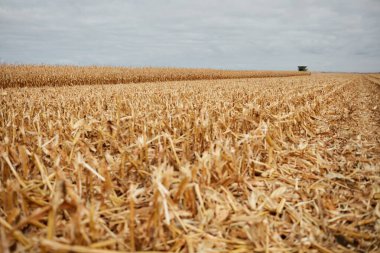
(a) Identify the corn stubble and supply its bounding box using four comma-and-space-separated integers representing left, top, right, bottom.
0, 72, 379, 252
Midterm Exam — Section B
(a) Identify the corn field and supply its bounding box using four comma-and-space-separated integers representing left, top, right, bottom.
0, 64, 309, 88
0, 70, 379, 252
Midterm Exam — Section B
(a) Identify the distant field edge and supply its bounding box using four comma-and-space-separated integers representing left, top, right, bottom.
0, 64, 310, 88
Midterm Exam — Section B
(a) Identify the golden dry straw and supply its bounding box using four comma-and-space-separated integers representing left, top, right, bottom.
0, 71, 379, 252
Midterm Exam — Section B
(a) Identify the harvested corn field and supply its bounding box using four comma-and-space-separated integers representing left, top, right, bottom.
0, 73, 380, 252
0, 64, 309, 88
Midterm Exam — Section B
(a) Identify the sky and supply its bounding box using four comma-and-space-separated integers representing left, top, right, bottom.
0, 0, 379, 72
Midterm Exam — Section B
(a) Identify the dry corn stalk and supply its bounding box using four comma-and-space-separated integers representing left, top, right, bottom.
0, 72, 379, 252
0, 64, 310, 88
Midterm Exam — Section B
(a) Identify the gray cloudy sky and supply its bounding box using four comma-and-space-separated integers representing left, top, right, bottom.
0, 0, 379, 72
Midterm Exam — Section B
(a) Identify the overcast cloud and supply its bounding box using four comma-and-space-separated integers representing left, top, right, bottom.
0, 0, 379, 72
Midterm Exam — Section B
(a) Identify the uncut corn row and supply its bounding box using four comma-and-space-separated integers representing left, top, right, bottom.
0, 64, 310, 88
